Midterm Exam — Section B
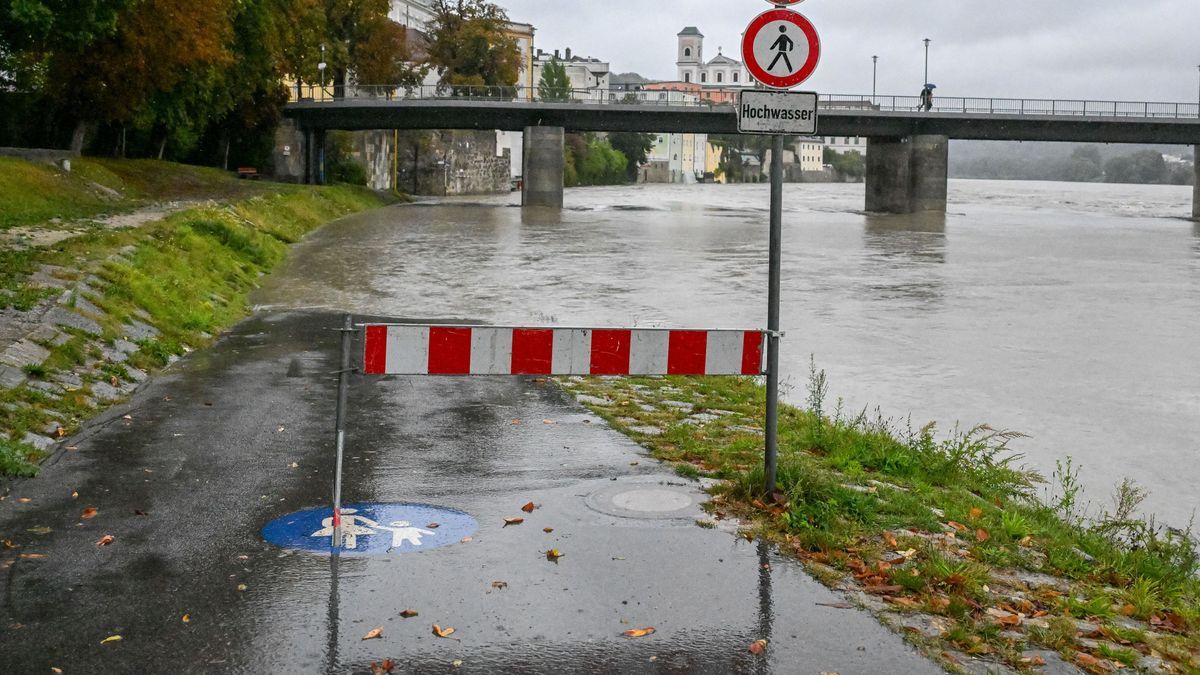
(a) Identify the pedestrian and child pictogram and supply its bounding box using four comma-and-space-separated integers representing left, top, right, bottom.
742, 9, 821, 90
262, 503, 477, 555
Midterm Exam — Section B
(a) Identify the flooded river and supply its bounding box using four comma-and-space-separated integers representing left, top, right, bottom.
257, 180, 1200, 527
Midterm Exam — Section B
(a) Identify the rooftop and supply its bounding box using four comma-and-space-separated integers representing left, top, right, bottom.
678, 26, 703, 37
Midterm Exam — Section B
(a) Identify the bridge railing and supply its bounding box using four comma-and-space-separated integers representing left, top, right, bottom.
824, 95, 1200, 119
289, 84, 1200, 120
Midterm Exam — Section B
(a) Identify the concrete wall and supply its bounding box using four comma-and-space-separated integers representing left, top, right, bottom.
350, 131, 395, 192
272, 120, 305, 183
1194, 145, 1199, 220
395, 130, 512, 196
909, 135, 949, 213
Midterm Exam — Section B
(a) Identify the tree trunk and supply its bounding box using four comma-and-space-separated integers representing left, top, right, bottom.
69, 121, 90, 155
157, 136, 167, 160
221, 132, 231, 170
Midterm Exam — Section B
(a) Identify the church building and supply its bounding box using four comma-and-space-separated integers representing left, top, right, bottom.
676, 27, 750, 87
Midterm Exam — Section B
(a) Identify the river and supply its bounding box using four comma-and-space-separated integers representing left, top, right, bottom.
257, 179, 1200, 528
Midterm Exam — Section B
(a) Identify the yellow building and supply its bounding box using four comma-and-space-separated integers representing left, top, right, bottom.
506, 22, 536, 100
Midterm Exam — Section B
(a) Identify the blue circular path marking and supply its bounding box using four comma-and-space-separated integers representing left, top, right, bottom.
261, 503, 477, 556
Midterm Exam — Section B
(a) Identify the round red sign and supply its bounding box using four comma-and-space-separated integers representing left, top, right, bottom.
741, 9, 821, 90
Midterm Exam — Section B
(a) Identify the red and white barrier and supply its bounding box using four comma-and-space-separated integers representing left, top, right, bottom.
362, 325, 765, 376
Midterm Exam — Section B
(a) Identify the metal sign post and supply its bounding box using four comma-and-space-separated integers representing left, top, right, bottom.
330, 313, 353, 548
741, 4, 822, 496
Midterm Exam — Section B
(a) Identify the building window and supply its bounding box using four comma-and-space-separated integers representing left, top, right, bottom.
716, 72, 723, 83
684, 73, 691, 83
701, 73, 707, 83
684, 47, 691, 57
733, 72, 739, 82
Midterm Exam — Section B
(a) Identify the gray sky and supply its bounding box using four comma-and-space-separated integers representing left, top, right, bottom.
501, 0, 1200, 103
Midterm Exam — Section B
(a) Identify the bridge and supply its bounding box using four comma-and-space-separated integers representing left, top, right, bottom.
283, 86, 1200, 217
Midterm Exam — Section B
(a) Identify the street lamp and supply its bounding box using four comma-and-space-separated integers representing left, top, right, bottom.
923, 38, 931, 87
318, 44, 327, 100
872, 55, 878, 102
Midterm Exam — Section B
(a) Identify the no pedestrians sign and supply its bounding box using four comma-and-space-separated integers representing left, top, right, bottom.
741, 9, 821, 90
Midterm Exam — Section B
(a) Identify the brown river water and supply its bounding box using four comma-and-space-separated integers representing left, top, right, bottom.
256, 179, 1200, 528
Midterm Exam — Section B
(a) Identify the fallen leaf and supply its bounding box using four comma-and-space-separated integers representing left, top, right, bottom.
1119, 603, 1136, 616
100, 635, 122, 644
748, 638, 768, 654
886, 596, 923, 609
543, 527, 554, 533
2, 539, 16, 549
81, 507, 98, 520
452, 660, 463, 668
426, 523, 440, 529
545, 549, 564, 562
27, 526, 51, 535
237, 584, 247, 592
432, 624, 455, 638
96, 535, 114, 546
969, 507, 983, 519
17, 497, 31, 503
503, 517, 524, 527
460, 537, 472, 543
1018, 535, 1034, 547
370, 659, 397, 675
51, 669, 62, 674
182, 614, 190, 623
134, 510, 148, 516
542, 419, 555, 425
975, 528, 990, 543
622, 627, 655, 638
816, 602, 854, 609
71, 491, 78, 499
19, 553, 45, 560
946, 521, 968, 531
362, 627, 383, 640
511, 419, 520, 425
862, 584, 903, 595
882, 532, 898, 548
521, 501, 536, 513
491, 581, 508, 590
122, 414, 132, 421
400, 609, 419, 618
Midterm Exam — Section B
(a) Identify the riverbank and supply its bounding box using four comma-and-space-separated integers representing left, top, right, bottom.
1, 157, 395, 476
558, 372, 1198, 674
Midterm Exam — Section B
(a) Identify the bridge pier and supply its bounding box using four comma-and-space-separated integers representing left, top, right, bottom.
1193, 145, 1199, 220
522, 126, 564, 208
865, 135, 949, 214
303, 129, 327, 185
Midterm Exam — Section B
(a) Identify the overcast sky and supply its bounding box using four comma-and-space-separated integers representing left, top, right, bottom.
501, 0, 1200, 103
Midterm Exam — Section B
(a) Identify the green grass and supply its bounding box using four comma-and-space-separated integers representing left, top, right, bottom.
559, 368, 1200, 674
1, 166, 392, 476
0, 156, 263, 231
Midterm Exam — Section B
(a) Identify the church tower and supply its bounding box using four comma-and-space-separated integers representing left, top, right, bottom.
677, 27, 703, 84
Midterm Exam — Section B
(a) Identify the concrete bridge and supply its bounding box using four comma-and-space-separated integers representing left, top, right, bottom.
283, 88, 1200, 217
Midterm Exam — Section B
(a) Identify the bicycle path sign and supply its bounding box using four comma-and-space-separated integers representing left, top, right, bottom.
741, 8, 821, 90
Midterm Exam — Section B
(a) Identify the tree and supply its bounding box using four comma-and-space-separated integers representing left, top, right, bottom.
351, 16, 427, 88
538, 58, 571, 102
608, 132, 655, 181
426, 0, 521, 96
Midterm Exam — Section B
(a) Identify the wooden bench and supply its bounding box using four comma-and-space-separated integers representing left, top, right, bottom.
237, 167, 261, 180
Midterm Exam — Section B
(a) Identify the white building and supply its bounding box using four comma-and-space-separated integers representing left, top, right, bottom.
389, 0, 435, 29
823, 136, 868, 156
645, 133, 708, 183
676, 27, 750, 87
533, 48, 610, 102
795, 138, 825, 171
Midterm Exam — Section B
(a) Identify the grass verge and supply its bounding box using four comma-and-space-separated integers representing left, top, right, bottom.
1, 170, 393, 476
558, 368, 1199, 674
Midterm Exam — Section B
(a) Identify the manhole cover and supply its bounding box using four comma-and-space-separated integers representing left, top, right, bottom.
585, 481, 705, 520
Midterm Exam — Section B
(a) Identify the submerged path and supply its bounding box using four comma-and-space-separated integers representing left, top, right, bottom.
0, 310, 941, 673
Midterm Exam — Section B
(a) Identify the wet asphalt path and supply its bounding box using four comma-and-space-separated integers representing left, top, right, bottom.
0, 310, 941, 674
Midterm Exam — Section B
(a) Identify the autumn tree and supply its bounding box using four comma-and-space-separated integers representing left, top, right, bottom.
351, 16, 428, 88
426, 0, 521, 96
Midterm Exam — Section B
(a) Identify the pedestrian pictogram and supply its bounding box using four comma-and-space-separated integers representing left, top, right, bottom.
742, 9, 821, 90
262, 503, 477, 555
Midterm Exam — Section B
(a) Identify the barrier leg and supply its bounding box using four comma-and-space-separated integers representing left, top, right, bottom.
331, 313, 353, 548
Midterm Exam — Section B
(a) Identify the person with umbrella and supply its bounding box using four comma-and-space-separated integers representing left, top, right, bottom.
919, 83, 936, 112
